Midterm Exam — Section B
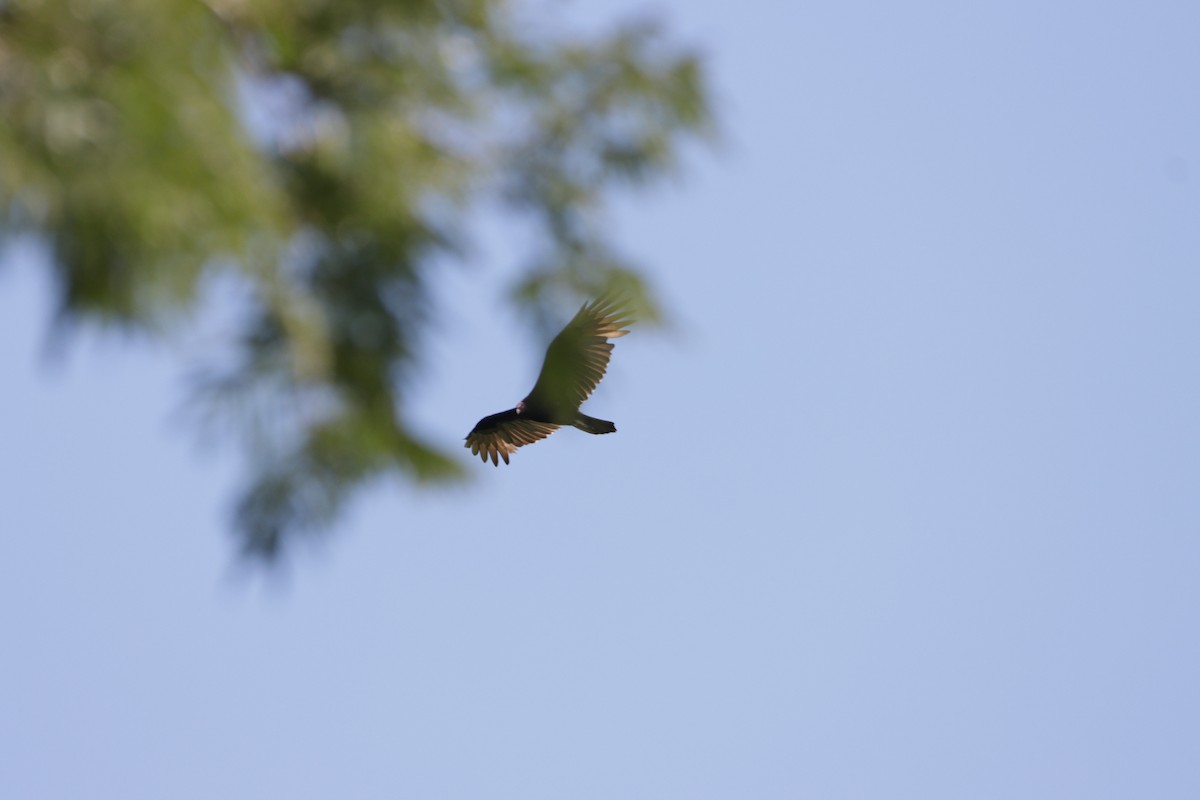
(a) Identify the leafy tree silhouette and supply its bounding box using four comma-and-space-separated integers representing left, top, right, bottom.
0, 0, 713, 559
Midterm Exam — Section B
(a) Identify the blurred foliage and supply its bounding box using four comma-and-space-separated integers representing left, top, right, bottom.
0, 0, 712, 560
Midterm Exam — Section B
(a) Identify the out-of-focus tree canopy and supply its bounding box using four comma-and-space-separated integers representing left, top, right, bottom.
0, 0, 711, 559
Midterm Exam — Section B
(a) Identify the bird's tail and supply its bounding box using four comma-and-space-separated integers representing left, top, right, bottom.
573, 414, 616, 435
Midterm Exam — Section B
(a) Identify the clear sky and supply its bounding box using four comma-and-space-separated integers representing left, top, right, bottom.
3, 1, 1199, 797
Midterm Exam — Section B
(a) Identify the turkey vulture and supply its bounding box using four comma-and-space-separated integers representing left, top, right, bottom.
465, 294, 634, 465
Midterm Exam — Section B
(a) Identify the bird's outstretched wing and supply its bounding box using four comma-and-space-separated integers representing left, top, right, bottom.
465, 411, 560, 466
524, 294, 634, 415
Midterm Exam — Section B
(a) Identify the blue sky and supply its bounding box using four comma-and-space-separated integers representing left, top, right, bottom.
3, 0, 1200, 797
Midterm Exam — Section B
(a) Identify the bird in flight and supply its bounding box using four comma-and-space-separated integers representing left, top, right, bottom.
465, 294, 634, 465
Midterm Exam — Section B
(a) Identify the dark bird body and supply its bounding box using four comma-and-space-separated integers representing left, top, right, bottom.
465, 295, 633, 465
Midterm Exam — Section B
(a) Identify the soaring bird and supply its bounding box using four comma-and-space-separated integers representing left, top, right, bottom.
465, 294, 634, 465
